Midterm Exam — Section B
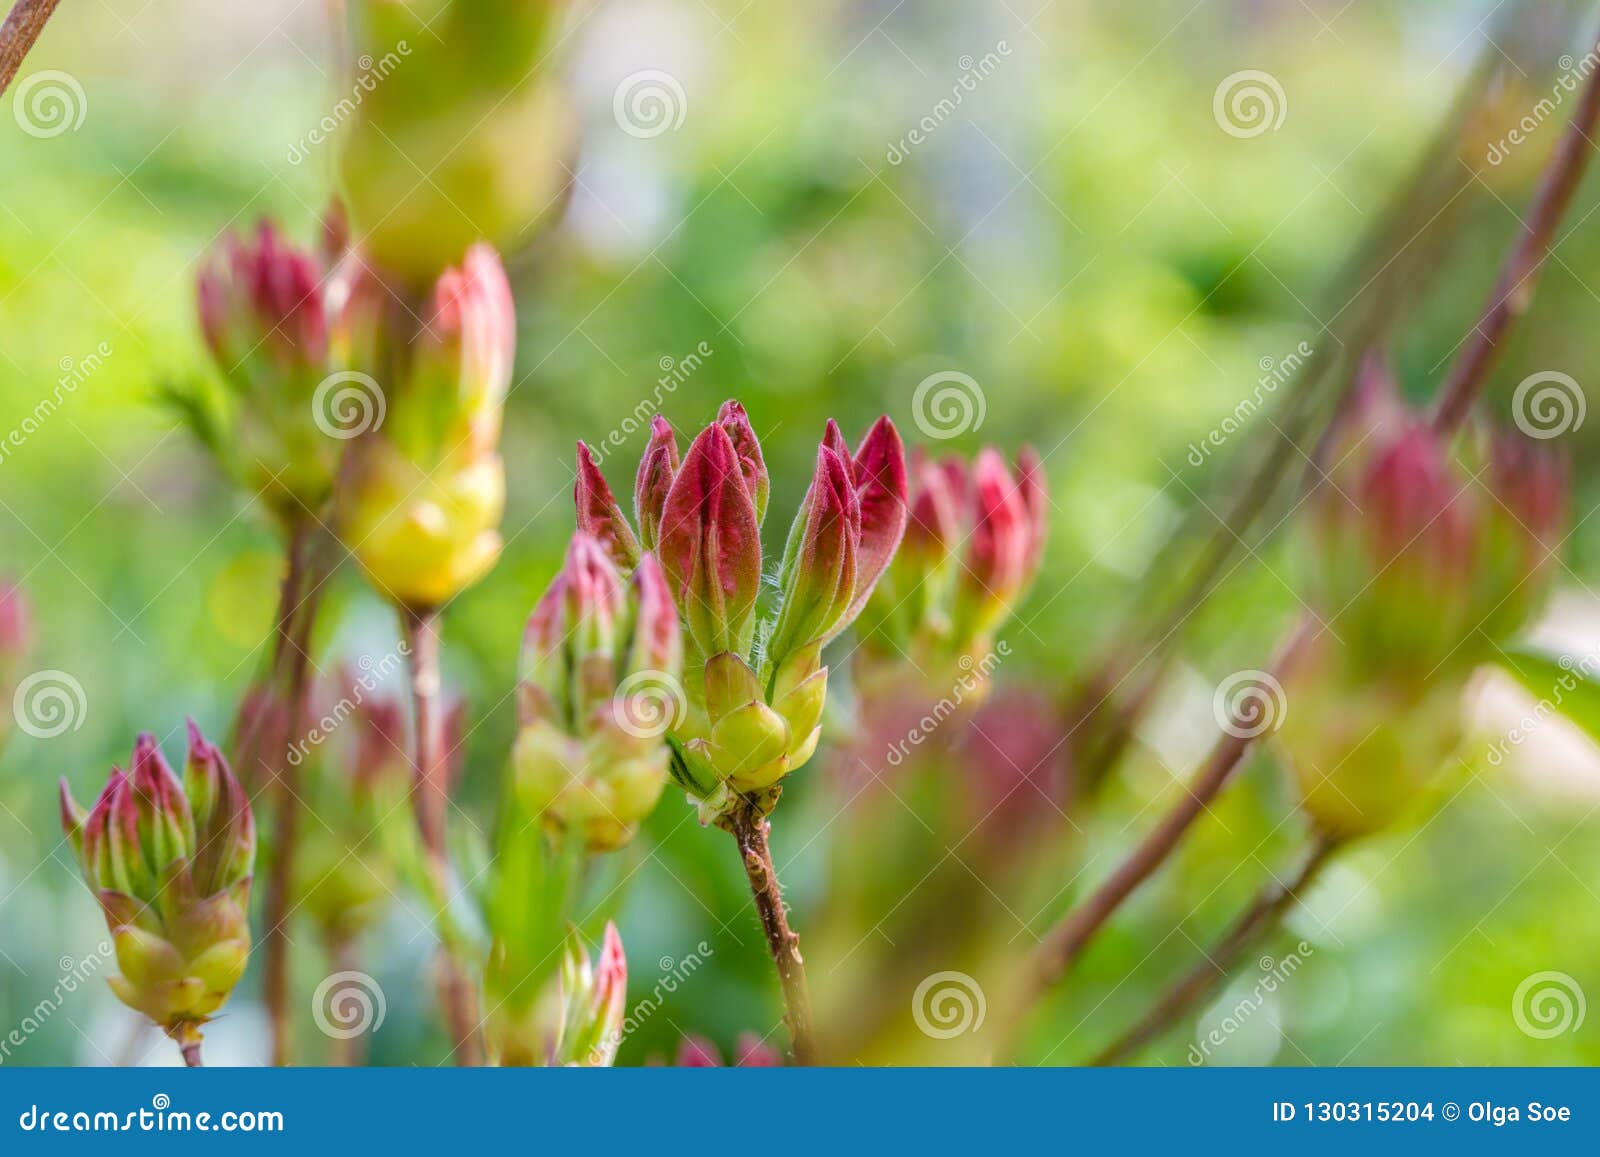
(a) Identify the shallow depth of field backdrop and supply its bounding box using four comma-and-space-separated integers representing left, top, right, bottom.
3, 0, 1600, 1066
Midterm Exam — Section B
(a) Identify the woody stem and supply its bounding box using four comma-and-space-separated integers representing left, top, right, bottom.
400, 607, 482, 1066
0, 0, 62, 96
726, 800, 819, 1065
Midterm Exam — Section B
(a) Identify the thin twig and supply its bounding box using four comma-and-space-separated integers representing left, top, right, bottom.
0, 0, 62, 97
1091, 837, 1338, 1066
169, 1022, 204, 1068
1014, 26, 1600, 1041
400, 607, 483, 1066
725, 799, 819, 1065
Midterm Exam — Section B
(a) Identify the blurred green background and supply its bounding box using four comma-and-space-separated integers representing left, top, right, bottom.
3, 0, 1600, 1066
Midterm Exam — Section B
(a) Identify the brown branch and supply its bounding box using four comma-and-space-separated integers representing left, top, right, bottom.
400, 607, 483, 1066
0, 0, 62, 97
257, 520, 326, 1067
1014, 26, 1600, 1043
725, 800, 819, 1065
1091, 837, 1338, 1066
1432, 27, 1600, 433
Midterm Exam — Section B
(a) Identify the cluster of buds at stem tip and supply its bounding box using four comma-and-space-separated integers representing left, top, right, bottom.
1278, 356, 1570, 838
484, 922, 626, 1067
338, 242, 516, 611
58, 723, 255, 1054
195, 214, 345, 522
574, 401, 908, 818
513, 533, 683, 853
339, 0, 576, 285
857, 446, 1046, 693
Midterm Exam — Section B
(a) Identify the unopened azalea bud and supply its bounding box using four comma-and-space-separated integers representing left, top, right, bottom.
342, 243, 515, 610
768, 437, 860, 670
0, 581, 32, 719
576, 442, 642, 570
485, 922, 627, 1067
338, 1, 576, 283
195, 221, 339, 516
634, 415, 680, 551
717, 401, 769, 525
59, 723, 255, 1046
1477, 428, 1569, 639
513, 535, 682, 852
658, 422, 763, 660
861, 445, 1042, 687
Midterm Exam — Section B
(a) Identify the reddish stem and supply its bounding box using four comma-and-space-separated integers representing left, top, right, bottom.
0, 0, 63, 97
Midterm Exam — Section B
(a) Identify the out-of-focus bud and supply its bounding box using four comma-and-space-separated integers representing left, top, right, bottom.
658, 422, 764, 660
341, 243, 515, 610
671, 1031, 784, 1067
296, 678, 416, 946
195, 220, 339, 519
338, 1, 577, 284
512, 536, 682, 852
1281, 377, 1571, 840
576, 442, 642, 570
634, 416, 680, 552
59, 723, 255, 1052
0, 580, 32, 726
860, 445, 1044, 692
1477, 428, 1569, 640
485, 922, 627, 1067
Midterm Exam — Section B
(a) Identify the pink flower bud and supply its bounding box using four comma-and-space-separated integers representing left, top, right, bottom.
634, 415, 680, 551
575, 442, 642, 570
841, 415, 909, 626
769, 434, 860, 667
59, 723, 254, 1036
717, 400, 769, 525
0, 579, 33, 664
658, 423, 763, 658
198, 222, 328, 375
